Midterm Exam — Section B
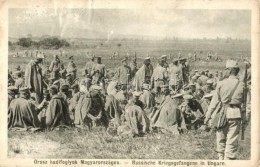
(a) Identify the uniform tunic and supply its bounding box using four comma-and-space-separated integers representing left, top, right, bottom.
116, 65, 131, 85
206, 75, 244, 159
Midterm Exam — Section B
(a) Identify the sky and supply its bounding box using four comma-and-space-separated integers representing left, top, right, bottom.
8, 8, 251, 39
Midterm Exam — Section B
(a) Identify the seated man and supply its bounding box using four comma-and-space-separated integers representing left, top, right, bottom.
45, 85, 72, 130
8, 87, 46, 131
150, 86, 184, 134
139, 83, 155, 119
118, 91, 149, 137
179, 94, 204, 129
74, 85, 109, 130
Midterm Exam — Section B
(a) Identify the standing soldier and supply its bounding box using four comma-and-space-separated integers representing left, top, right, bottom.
91, 56, 106, 89
179, 58, 189, 85
67, 56, 77, 81
204, 60, 245, 160
85, 55, 96, 78
24, 54, 44, 105
151, 60, 168, 94
116, 57, 131, 85
168, 58, 183, 93
129, 57, 138, 77
49, 55, 61, 80
161, 55, 169, 69
193, 52, 197, 61
132, 57, 153, 91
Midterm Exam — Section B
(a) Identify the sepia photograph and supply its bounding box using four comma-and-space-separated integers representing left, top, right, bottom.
1, 0, 259, 166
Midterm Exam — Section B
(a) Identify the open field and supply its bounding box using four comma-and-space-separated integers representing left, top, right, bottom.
8, 126, 250, 159
8, 39, 251, 159
8, 39, 250, 73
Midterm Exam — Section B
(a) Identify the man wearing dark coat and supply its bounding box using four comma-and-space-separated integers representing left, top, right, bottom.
8, 87, 46, 130
24, 55, 45, 104
45, 85, 71, 130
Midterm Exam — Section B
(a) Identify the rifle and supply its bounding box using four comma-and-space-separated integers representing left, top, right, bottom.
241, 63, 248, 140
126, 74, 130, 100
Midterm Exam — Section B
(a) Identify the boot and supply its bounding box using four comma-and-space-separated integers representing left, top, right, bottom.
218, 153, 224, 160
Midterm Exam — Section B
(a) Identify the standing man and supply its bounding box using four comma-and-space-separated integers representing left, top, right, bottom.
151, 60, 168, 94
91, 56, 106, 89
67, 56, 77, 81
132, 57, 153, 91
168, 58, 183, 93
116, 57, 131, 85
24, 54, 45, 104
49, 55, 61, 80
179, 58, 189, 85
85, 55, 96, 78
204, 60, 244, 160
161, 55, 169, 69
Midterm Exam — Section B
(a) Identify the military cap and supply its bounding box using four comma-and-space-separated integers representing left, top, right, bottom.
8, 86, 18, 91
66, 73, 72, 77
206, 79, 214, 84
19, 87, 29, 93
173, 93, 183, 99
144, 57, 150, 60
142, 83, 150, 90
205, 69, 209, 72
133, 91, 142, 97
161, 55, 167, 59
36, 54, 44, 60
179, 57, 187, 61
14, 71, 22, 75
226, 60, 239, 68
91, 85, 102, 91
204, 94, 213, 99
183, 94, 193, 100
60, 84, 70, 91
71, 83, 79, 89
194, 70, 198, 72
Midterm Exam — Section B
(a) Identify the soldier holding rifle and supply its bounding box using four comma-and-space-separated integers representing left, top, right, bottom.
204, 60, 247, 160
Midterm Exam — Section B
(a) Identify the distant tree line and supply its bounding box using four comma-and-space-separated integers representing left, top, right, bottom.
9, 37, 70, 49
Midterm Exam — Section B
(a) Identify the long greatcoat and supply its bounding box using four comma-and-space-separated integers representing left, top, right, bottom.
24, 60, 43, 104
150, 95, 182, 133
45, 94, 71, 130
8, 97, 41, 130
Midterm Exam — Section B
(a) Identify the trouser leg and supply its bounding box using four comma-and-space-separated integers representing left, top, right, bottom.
225, 119, 241, 160
216, 125, 228, 160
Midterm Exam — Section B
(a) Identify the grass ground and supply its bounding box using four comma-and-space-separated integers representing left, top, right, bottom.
8, 39, 251, 159
8, 124, 250, 159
